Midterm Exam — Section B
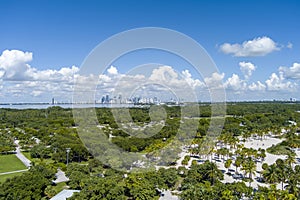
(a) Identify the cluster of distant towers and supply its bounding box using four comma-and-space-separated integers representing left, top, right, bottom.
51, 95, 161, 104
100, 94, 160, 104
100, 94, 112, 104
51, 96, 297, 105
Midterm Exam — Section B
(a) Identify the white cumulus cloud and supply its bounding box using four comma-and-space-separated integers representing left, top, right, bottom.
219, 36, 280, 57
2, 49, 300, 102
0, 49, 81, 101
107, 65, 118, 75
225, 74, 246, 91
204, 72, 225, 89
149, 66, 178, 83
279, 63, 300, 79
248, 81, 266, 91
265, 73, 295, 91
239, 61, 256, 79
0, 49, 33, 80
99, 65, 204, 102
181, 69, 205, 89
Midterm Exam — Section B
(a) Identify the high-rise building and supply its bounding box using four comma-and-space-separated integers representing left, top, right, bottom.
118, 94, 122, 104
101, 96, 105, 104
105, 94, 110, 103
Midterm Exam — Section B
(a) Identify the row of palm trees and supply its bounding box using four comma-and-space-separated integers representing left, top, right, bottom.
188, 139, 265, 186
262, 157, 300, 196
188, 128, 299, 190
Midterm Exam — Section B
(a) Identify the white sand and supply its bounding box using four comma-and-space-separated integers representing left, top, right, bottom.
220, 135, 288, 189
243, 136, 283, 150
156, 134, 296, 190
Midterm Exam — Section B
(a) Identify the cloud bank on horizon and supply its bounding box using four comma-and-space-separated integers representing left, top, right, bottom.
0, 42, 299, 103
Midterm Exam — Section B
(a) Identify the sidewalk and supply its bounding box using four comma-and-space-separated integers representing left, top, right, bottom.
14, 140, 31, 168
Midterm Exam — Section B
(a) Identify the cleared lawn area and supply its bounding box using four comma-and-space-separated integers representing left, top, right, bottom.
53, 182, 68, 193
22, 152, 31, 160
0, 154, 27, 173
0, 171, 24, 183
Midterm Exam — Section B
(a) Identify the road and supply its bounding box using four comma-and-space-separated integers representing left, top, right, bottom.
14, 140, 31, 168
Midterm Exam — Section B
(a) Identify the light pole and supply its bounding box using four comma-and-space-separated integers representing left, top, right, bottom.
66, 148, 71, 166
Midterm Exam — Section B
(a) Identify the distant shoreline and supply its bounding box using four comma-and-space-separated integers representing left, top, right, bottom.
0, 103, 136, 109
0, 100, 299, 106
0, 100, 299, 110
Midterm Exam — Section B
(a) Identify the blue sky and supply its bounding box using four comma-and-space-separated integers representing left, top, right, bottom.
0, 0, 300, 102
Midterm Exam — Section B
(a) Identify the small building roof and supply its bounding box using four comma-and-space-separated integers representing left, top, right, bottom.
159, 190, 179, 200
53, 169, 69, 184
50, 189, 80, 200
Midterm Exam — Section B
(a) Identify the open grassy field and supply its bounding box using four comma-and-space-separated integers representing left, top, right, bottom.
0, 154, 26, 173
22, 152, 31, 160
0, 171, 24, 183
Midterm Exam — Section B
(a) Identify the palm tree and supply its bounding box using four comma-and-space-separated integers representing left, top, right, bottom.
218, 148, 229, 161
234, 156, 243, 174
236, 144, 244, 152
204, 161, 223, 186
285, 173, 300, 197
259, 149, 266, 162
224, 159, 232, 173
268, 184, 280, 200
241, 157, 256, 187
221, 189, 234, 200
248, 148, 258, 160
262, 163, 268, 171
276, 159, 288, 190
279, 191, 297, 200
215, 148, 221, 160
224, 148, 230, 160
242, 130, 252, 141
257, 130, 264, 141
263, 164, 279, 185
286, 153, 296, 168
228, 134, 238, 150
188, 146, 197, 157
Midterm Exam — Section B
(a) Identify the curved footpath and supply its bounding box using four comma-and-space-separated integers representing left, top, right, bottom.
14, 140, 31, 168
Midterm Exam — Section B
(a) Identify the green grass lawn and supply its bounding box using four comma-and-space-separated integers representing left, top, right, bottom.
0, 171, 25, 183
53, 182, 68, 193
0, 154, 27, 173
22, 152, 32, 160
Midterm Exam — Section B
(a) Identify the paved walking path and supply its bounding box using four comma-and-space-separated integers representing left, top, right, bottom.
14, 140, 31, 168
0, 169, 28, 175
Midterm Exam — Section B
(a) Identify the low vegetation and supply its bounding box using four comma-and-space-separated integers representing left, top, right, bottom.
0, 154, 26, 173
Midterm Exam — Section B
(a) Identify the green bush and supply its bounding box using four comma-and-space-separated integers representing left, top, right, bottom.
181, 155, 190, 165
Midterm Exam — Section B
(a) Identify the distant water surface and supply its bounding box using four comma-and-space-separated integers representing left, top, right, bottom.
0, 103, 137, 110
